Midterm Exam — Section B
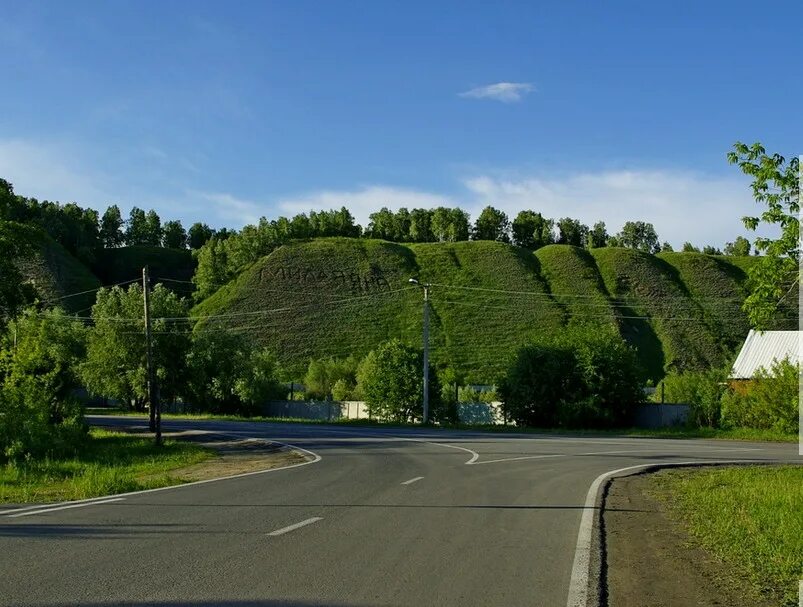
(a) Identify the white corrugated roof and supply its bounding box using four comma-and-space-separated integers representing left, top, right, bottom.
730, 330, 800, 379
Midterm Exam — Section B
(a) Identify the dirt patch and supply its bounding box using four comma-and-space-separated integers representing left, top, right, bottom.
604, 471, 775, 607
99, 426, 311, 483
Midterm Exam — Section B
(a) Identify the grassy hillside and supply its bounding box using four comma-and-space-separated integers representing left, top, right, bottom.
194, 239, 768, 383
535, 244, 617, 328
410, 241, 564, 380
15, 226, 101, 314
657, 252, 752, 356
592, 247, 732, 380
92, 246, 196, 297
193, 238, 423, 375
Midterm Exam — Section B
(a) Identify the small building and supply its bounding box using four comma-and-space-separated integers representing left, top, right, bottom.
729, 330, 799, 391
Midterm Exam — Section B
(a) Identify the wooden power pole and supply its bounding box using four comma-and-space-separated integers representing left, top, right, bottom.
143, 266, 161, 445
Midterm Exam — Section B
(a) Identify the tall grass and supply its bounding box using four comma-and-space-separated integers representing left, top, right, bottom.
653, 466, 803, 606
0, 428, 212, 503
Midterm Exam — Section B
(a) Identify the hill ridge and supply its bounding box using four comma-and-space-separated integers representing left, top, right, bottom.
191, 238, 771, 382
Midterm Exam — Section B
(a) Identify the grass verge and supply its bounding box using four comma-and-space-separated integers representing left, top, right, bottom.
0, 428, 213, 504
651, 466, 803, 606
84, 409, 797, 442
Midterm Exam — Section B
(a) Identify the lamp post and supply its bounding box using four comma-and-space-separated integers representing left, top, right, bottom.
408, 278, 430, 424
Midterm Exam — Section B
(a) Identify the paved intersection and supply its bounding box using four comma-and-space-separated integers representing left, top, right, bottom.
1, 417, 798, 607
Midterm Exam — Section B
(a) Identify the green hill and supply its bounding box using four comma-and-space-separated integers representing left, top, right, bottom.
92, 246, 196, 296
193, 238, 423, 371
193, 238, 768, 383
14, 226, 101, 314
534, 244, 617, 328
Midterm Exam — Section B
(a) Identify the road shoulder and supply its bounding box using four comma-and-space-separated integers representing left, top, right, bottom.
604, 470, 776, 607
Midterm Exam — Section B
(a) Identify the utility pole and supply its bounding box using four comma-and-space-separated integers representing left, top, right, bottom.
143, 266, 161, 445
408, 278, 431, 424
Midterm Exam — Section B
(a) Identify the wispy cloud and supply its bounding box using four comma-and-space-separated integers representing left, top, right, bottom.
0, 139, 112, 206
193, 191, 263, 225
459, 82, 535, 103
274, 170, 763, 248
0, 137, 766, 248
460, 169, 763, 247
277, 186, 450, 224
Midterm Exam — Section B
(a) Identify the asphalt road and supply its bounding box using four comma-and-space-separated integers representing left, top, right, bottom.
1, 417, 799, 607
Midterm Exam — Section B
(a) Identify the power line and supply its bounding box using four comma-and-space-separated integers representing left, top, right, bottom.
41, 277, 141, 304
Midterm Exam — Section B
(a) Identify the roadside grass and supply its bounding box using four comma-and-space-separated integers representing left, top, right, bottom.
0, 428, 213, 504
84, 409, 797, 442
651, 466, 803, 606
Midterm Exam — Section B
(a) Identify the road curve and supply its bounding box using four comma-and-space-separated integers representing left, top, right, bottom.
1, 416, 798, 607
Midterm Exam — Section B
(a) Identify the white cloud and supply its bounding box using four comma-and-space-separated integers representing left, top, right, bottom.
277, 186, 451, 224
459, 82, 535, 103
273, 170, 767, 248
193, 191, 263, 225
0, 137, 769, 249
0, 139, 112, 206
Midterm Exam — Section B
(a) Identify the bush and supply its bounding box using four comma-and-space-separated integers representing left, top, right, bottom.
656, 368, 727, 427
721, 359, 798, 434
357, 340, 422, 422
233, 348, 286, 412
356, 339, 444, 423
304, 356, 359, 400
184, 331, 283, 415
0, 308, 87, 461
499, 325, 643, 428
331, 378, 352, 401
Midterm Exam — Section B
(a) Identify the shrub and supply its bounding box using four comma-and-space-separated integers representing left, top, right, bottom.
656, 368, 727, 427
331, 378, 352, 401
356, 339, 444, 423
234, 348, 286, 412
499, 325, 643, 428
0, 308, 87, 461
184, 331, 283, 415
721, 358, 798, 434
357, 340, 422, 422
304, 356, 359, 400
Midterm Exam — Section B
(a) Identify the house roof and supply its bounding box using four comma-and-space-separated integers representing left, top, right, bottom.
730, 330, 800, 379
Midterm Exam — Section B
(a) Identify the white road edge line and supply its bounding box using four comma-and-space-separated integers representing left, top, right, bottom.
401, 476, 424, 485
470, 454, 565, 465
8, 497, 125, 518
565, 459, 761, 607
2, 440, 322, 516
0, 503, 68, 516
267, 517, 323, 536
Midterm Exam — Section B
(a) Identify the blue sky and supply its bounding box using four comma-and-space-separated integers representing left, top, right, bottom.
1, 1, 800, 247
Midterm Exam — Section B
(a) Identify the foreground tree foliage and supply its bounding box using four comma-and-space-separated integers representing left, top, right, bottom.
727, 142, 800, 329
81, 284, 191, 410
499, 326, 643, 428
0, 308, 87, 460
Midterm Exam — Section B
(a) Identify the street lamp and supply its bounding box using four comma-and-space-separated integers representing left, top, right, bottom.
408, 278, 431, 424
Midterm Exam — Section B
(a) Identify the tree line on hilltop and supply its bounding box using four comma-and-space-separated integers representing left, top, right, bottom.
1, 177, 754, 296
